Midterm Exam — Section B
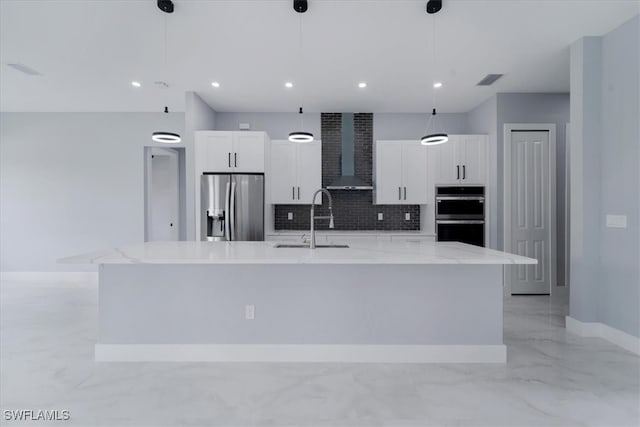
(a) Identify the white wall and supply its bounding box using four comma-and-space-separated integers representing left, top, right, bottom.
570, 15, 639, 338
215, 112, 321, 139
373, 113, 468, 140
0, 112, 185, 272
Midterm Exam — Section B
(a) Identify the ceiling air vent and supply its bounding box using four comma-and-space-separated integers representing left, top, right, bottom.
477, 74, 503, 86
6, 63, 42, 76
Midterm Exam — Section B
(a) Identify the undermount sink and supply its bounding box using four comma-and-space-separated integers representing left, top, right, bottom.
273, 244, 350, 249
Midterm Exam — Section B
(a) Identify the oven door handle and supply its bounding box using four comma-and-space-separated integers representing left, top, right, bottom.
436, 220, 485, 224
435, 196, 485, 201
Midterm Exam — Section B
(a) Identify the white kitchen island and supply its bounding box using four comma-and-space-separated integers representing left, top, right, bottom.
61, 240, 536, 363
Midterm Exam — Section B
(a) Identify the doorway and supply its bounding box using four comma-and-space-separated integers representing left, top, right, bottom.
504, 124, 557, 295
144, 147, 185, 241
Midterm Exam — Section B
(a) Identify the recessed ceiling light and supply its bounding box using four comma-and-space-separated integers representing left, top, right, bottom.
285, 82, 294, 88
131, 81, 141, 87
358, 82, 367, 88
211, 81, 220, 88
433, 82, 443, 88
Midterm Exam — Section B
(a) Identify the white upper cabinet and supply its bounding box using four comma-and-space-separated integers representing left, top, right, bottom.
428, 135, 487, 185
195, 131, 267, 173
374, 141, 428, 205
269, 140, 322, 204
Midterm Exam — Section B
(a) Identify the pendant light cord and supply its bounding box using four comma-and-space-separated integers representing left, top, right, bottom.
164, 14, 169, 113
298, 12, 304, 129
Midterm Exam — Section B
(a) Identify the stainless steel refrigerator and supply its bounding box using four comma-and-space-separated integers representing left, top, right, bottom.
200, 173, 264, 241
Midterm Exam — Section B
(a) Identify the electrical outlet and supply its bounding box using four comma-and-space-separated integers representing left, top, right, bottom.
288, 212, 294, 220
245, 304, 255, 320
606, 214, 627, 228
405, 213, 411, 221
378, 213, 384, 221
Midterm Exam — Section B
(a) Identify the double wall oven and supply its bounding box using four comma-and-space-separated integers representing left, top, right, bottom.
435, 186, 485, 247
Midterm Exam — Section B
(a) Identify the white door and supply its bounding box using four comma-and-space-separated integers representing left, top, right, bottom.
233, 132, 265, 172
270, 141, 297, 204
402, 142, 429, 204
430, 137, 460, 184
149, 149, 179, 241
509, 131, 552, 294
296, 140, 322, 204
459, 135, 487, 184
374, 142, 403, 204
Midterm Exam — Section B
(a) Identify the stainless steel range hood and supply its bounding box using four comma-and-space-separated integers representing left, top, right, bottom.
326, 113, 373, 190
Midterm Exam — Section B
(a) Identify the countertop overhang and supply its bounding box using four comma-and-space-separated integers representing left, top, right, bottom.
59, 241, 537, 265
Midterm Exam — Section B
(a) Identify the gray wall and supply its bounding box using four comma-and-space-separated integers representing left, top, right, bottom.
185, 92, 217, 239
570, 15, 639, 338
215, 112, 321, 140
467, 96, 498, 249
373, 113, 468, 140
0, 112, 185, 272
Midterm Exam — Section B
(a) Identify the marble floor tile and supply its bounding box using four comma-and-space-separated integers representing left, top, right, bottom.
1, 280, 638, 426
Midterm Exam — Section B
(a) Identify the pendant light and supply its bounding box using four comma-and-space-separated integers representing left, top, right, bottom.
152, 0, 181, 144
421, 3, 448, 146
288, 0, 314, 143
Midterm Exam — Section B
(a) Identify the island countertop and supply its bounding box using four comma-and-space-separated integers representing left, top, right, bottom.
59, 240, 537, 265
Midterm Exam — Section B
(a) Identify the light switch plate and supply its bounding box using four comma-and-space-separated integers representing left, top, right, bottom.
239, 123, 251, 130
606, 214, 627, 228
245, 305, 255, 320
288, 212, 294, 220
405, 213, 411, 221
378, 213, 384, 221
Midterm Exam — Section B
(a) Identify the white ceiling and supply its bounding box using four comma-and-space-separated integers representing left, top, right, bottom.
1, 0, 638, 113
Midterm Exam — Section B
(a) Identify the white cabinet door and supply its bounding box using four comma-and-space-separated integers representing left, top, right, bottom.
270, 141, 297, 204
430, 136, 460, 185
233, 132, 265, 172
296, 141, 322, 204
402, 142, 429, 204
459, 135, 487, 184
374, 142, 403, 204
197, 131, 234, 172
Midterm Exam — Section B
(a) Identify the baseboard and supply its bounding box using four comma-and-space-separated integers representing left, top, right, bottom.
95, 344, 507, 363
566, 316, 640, 355
0, 272, 98, 284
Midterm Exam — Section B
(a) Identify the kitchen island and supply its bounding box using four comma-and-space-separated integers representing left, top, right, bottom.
60, 240, 536, 363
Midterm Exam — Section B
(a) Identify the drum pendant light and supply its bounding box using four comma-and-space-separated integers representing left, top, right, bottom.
288, 1, 314, 143
152, 1, 181, 144
421, 6, 448, 146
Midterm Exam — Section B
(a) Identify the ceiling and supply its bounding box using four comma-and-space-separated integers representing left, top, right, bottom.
1, 0, 638, 113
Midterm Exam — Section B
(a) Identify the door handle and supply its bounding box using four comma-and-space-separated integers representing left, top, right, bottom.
463, 165, 466, 180
404, 186, 407, 200
229, 181, 237, 241
234, 152, 237, 168
398, 187, 402, 200
224, 182, 231, 240
457, 165, 460, 180
228, 152, 231, 168
297, 187, 300, 200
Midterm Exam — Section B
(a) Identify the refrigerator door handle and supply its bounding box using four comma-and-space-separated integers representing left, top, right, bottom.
224, 181, 231, 240
229, 180, 237, 241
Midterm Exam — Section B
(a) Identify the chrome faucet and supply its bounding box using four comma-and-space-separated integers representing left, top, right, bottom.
310, 189, 334, 249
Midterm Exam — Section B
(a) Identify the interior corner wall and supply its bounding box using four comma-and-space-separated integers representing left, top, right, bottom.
185, 92, 217, 239
0, 112, 185, 272
570, 15, 640, 338
467, 96, 498, 249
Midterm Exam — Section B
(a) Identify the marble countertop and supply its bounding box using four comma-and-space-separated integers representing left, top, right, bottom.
59, 240, 537, 265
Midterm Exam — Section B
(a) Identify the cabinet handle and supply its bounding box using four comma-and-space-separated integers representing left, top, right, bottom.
398, 187, 402, 200
234, 152, 237, 167
297, 187, 300, 200
228, 152, 231, 168
292, 186, 295, 200
404, 187, 407, 200
463, 165, 466, 180
457, 165, 460, 180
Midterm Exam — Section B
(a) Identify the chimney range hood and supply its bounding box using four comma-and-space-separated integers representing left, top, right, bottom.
326, 113, 373, 190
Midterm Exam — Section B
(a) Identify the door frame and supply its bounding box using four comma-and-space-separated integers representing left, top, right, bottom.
503, 124, 557, 294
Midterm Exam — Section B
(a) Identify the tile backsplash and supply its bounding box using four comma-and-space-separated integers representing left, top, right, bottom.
274, 112, 420, 231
